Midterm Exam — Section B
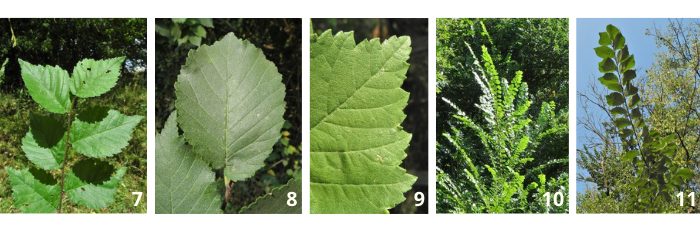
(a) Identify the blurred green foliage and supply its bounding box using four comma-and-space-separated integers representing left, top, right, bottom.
156, 18, 301, 213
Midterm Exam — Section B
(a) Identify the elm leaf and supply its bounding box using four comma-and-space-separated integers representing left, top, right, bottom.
310, 30, 417, 214
156, 111, 222, 214
21, 114, 66, 170
174, 33, 285, 181
18, 59, 71, 114
70, 57, 125, 98
70, 109, 143, 158
64, 159, 126, 210
239, 178, 301, 214
5, 168, 61, 213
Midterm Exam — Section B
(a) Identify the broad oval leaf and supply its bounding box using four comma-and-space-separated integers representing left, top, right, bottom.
21, 114, 66, 170
617, 45, 630, 62
628, 94, 641, 108
606, 24, 620, 41
621, 150, 639, 161
610, 107, 627, 116
606, 92, 625, 106
64, 159, 127, 210
70, 109, 143, 158
621, 54, 635, 72
174, 32, 286, 181
598, 32, 612, 46
239, 178, 301, 214
18, 59, 71, 114
310, 30, 417, 214
598, 73, 621, 91
614, 117, 632, 128
594, 46, 615, 59
5, 168, 60, 213
155, 112, 222, 214
613, 32, 626, 51
70, 57, 125, 98
598, 58, 616, 73
623, 69, 636, 84
631, 107, 643, 120
675, 168, 694, 179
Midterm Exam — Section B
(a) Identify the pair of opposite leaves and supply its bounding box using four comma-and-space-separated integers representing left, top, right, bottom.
157, 30, 415, 214
7, 57, 143, 213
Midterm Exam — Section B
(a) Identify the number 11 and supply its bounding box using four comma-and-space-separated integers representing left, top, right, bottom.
677, 192, 695, 207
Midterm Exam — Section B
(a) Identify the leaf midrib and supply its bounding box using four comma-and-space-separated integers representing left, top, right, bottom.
310, 36, 409, 132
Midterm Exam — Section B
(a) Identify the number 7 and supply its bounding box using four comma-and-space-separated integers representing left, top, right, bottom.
132, 192, 143, 206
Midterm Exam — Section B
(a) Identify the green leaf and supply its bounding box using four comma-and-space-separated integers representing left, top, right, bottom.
155, 112, 222, 214
598, 73, 621, 91
614, 117, 632, 128
594, 46, 615, 59
598, 32, 612, 46
623, 70, 636, 84
64, 159, 126, 210
610, 107, 627, 116
621, 150, 639, 161
191, 25, 206, 37
239, 178, 301, 214
598, 58, 616, 73
613, 33, 626, 51
175, 32, 285, 181
18, 59, 71, 114
310, 30, 416, 214
631, 177, 646, 188
606, 24, 620, 43
172, 18, 186, 23
5, 168, 60, 213
70, 57, 125, 98
70, 109, 143, 158
21, 114, 66, 170
631, 107, 642, 120
621, 54, 635, 72
675, 168, 694, 179
628, 94, 641, 108
606, 92, 625, 106
625, 82, 638, 97
195, 18, 214, 27
617, 45, 630, 62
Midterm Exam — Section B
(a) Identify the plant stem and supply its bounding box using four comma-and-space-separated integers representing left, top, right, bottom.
58, 96, 77, 213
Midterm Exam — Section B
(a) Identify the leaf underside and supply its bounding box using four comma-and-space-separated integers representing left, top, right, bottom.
239, 178, 301, 214
310, 30, 416, 214
70, 109, 143, 158
155, 111, 222, 214
175, 32, 286, 181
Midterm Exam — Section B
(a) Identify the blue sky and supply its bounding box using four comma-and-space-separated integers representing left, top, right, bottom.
575, 18, 671, 194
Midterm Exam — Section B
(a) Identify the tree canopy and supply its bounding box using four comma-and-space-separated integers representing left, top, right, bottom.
0, 18, 146, 92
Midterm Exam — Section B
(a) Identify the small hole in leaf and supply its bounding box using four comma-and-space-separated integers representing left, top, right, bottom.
82, 81, 86, 85
81, 187, 85, 191
87, 67, 91, 71
106, 70, 111, 73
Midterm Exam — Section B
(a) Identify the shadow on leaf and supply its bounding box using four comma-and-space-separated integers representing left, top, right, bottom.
29, 113, 64, 148
76, 106, 110, 123
72, 159, 115, 185
28, 167, 58, 185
